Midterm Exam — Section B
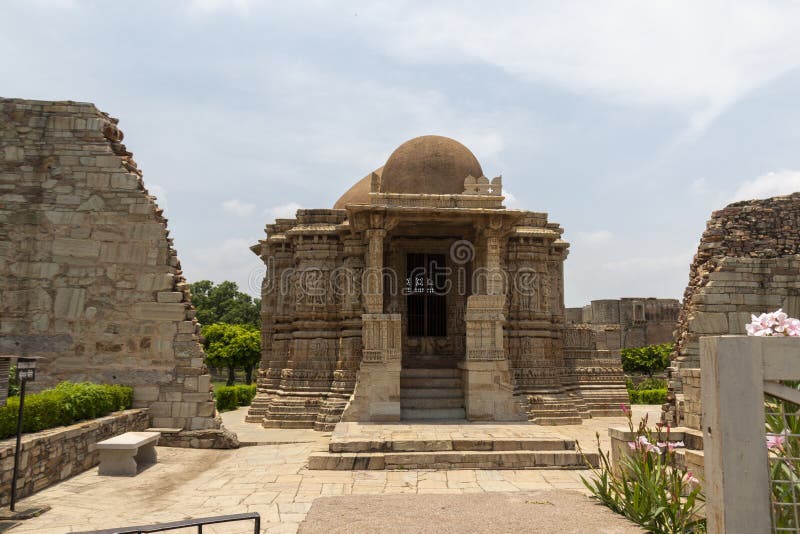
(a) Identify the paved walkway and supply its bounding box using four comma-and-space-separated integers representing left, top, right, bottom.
11, 406, 659, 533
299, 491, 645, 533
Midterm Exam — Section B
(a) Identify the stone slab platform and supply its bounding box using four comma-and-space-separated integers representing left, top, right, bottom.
309, 449, 596, 470
298, 491, 645, 533
311, 421, 598, 470
330, 421, 578, 452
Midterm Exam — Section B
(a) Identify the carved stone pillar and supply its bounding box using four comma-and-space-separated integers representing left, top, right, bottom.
460, 294, 525, 421
485, 231, 505, 296
341, 313, 402, 422
341, 220, 403, 422
363, 228, 385, 314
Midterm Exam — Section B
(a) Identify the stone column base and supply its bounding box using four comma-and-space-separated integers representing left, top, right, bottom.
459, 359, 526, 421
341, 359, 401, 422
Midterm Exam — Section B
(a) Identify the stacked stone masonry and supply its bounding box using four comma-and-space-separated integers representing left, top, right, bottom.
565, 298, 679, 349
0, 408, 148, 506
247, 135, 627, 429
664, 193, 800, 428
0, 98, 229, 441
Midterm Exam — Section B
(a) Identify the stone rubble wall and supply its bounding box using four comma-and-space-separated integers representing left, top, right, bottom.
0, 98, 227, 440
565, 298, 680, 349
665, 193, 800, 428
0, 408, 149, 506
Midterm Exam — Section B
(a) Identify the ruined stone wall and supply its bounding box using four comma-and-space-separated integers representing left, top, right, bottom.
565, 298, 680, 349
0, 98, 224, 435
665, 194, 800, 429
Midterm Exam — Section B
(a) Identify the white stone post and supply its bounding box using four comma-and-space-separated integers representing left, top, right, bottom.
701, 336, 771, 534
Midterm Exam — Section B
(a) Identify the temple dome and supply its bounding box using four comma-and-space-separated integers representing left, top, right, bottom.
332, 135, 483, 208
380, 135, 483, 195
333, 167, 382, 210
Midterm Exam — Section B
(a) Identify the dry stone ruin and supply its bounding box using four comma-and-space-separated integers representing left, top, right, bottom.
0, 98, 234, 447
566, 298, 679, 350
664, 193, 800, 429
247, 135, 628, 430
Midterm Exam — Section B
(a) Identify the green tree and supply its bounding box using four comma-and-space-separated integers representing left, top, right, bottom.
190, 280, 261, 327
201, 323, 261, 385
620, 343, 673, 377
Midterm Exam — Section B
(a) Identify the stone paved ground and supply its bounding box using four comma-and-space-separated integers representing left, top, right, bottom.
11, 406, 659, 533
299, 491, 645, 533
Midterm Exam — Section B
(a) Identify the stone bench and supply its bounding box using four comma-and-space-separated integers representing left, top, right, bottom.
96, 431, 160, 476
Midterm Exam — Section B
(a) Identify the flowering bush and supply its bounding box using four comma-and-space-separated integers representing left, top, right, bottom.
578, 407, 705, 533
745, 309, 800, 337
765, 390, 800, 530
747, 309, 800, 529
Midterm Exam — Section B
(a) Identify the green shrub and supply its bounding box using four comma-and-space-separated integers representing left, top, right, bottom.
621, 343, 673, 377
578, 407, 706, 533
0, 382, 133, 439
234, 384, 256, 406
214, 384, 257, 411
214, 386, 239, 411
629, 388, 667, 405
637, 378, 667, 391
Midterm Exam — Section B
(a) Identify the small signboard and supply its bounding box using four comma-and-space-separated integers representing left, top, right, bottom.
17, 359, 37, 382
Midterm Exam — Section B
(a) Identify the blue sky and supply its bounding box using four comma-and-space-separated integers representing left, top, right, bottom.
4, 0, 800, 306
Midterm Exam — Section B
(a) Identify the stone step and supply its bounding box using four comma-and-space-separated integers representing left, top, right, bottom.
400, 377, 462, 389
401, 368, 461, 378
308, 450, 598, 470
330, 437, 577, 453
262, 419, 316, 429
401, 388, 463, 399
401, 397, 465, 409
401, 408, 466, 420
529, 416, 584, 425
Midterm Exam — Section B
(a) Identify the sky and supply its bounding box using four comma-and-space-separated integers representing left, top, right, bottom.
3, 0, 800, 307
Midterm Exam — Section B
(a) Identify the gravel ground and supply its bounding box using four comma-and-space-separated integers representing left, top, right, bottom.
298, 490, 645, 534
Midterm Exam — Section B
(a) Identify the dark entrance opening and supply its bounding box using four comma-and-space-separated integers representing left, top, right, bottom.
406, 253, 447, 337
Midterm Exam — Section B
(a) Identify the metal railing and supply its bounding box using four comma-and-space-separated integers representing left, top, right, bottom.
72, 512, 260, 534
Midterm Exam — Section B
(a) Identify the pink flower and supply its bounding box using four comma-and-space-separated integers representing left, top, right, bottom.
746, 313, 773, 336
635, 435, 661, 454
773, 309, 789, 333
627, 441, 637, 451
656, 440, 685, 451
683, 471, 700, 487
786, 318, 800, 337
620, 404, 630, 415
745, 309, 800, 337
767, 433, 786, 451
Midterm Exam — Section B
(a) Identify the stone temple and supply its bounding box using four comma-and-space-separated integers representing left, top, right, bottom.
247, 135, 627, 430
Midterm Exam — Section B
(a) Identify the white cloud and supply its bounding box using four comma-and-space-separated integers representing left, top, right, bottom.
185, 0, 255, 14
731, 170, 800, 202
356, 1, 800, 133
222, 198, 255, 216
577, 230, 614, 246
265, 202, 302, 220
184, 237, 264, 297
503, 190, 520, 209
602, 250, 693, 274
690, 177, 708, 196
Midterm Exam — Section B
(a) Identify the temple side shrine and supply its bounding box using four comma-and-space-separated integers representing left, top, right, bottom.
247, 135, 626, 430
